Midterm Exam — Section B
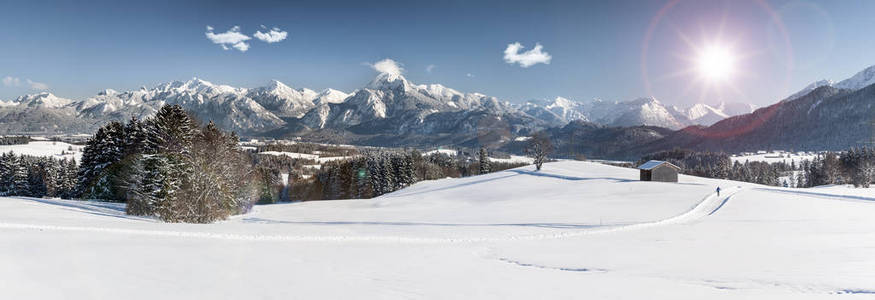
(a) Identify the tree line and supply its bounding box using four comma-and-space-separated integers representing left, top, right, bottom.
0, 152, 77, 198
0, 136, 30, 145
640, 147, 875, 188
288, 148, 527, 201
639, 149, 785, 186
799, 148, 875, 188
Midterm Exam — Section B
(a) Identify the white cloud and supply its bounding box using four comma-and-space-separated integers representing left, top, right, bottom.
232, 42, 250, 52
426, 64, 436, 73
2, 76, 21, 87
370, 58, 404, 77
254, 27, 288, 43
503, 42, 552, 68
205, 25, 251, 52
466, 73, 475, 78
26, 79, 49, 90
3, 76, 47, 90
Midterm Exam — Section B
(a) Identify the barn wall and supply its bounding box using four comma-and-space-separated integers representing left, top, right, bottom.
651, 165, 678, 182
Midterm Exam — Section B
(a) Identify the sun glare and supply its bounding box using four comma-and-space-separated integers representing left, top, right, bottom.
696, 45, 735, 82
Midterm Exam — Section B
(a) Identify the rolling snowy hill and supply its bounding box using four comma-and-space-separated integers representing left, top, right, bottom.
1, 161, 873, 299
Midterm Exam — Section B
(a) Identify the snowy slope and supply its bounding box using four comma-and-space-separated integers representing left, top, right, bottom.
682, 103, 728, 126
835, 65, 875, 90
2, 161, 873, 299
785, 79, 834, 101
783, 64, 875, 101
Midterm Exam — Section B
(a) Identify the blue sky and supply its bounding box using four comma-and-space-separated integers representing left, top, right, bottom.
1, 0, 874, 107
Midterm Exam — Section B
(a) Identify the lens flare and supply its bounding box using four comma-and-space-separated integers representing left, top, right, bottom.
696, 45, 735, 82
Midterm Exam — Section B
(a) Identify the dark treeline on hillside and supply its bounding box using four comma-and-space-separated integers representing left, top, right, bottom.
76, 105, 258, 223
640, 149, 787, 186
0, 152, 78, 198
287, 150, 526, 201
801, 148, 875, 188
0, 136, 30, 145
640, 148, 875, 188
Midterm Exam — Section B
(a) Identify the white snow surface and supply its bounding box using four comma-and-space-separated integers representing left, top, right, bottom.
731, 152, 818, 164
488, 155, 534, 164
424, 149, 458, 156
0, 141, 82, 162
257, 151, 319, 160
1, 161, 873, 299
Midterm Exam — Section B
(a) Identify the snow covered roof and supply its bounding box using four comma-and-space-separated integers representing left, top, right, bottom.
637, 160, 679, 170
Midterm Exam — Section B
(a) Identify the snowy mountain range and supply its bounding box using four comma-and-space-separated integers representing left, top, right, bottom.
783, 65, 875, 102
0, 72, 754, 138
637, 64, 875, 154
5, 63, 875, 149
521, 96, 756, 128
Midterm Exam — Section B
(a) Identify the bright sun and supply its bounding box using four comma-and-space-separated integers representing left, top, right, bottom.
696, 45, 735, 82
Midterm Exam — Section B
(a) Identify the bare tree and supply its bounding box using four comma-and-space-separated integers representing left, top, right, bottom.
525, 133, 553, 171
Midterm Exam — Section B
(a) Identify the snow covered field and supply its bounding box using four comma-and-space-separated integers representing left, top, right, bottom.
731, 152, 818, 164
0, 141, 82, 161
1, 161, 874, 299
258, 151, 356, 163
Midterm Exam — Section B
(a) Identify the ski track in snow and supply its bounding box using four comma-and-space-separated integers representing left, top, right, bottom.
0, 187, 744, 244
496, 257, 608, 273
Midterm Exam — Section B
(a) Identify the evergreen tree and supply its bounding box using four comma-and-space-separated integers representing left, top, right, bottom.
478, 147, 491, 175
127, 154, 169, 216
382, 154, 395, 193
10, 157, 28, 196
58, 158, 78, 199
0, 152, 13, 195
123, 116, 148, 156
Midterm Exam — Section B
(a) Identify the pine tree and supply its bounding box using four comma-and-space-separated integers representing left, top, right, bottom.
145, 104, 197, 154
127, 154, 169, 216
382, 154, 396, 193
0, 152, 13, 195
58, 158, 78, 199
10, 157, 28, 196
42, 159, 60, 197
403, 152, 416, 185
368, 154, 384, 196
478, 147, 491, 175
123, 116, 148, 157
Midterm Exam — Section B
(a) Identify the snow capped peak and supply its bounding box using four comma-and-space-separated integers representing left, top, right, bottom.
265, 79, 290, 90
97, 89, 118, 96
623, 96, 661, 106
313, 88, 351, 105
319, 88, 346, 96
785, 79, 834, 101
366, 72, 410, 91
807, 79, 834, 89
835, 64, 875, 90
417, 83, 463, 101
719, 101, 758, 116
784, 64, 875, 101
547, 96, 574, 109
152, 77, 240, 95
12, 92, 73, 109
684, 103, 728, 126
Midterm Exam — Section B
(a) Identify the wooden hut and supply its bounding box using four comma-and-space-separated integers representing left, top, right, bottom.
637, 160, 680, 182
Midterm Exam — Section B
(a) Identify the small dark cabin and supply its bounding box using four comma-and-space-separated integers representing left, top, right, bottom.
637, 160, 680, 182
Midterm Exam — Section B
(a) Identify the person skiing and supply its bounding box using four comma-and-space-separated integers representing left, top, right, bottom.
716, 186, 721, 196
